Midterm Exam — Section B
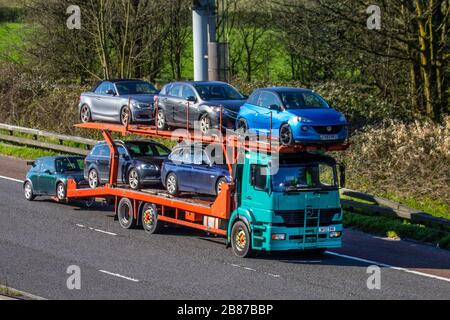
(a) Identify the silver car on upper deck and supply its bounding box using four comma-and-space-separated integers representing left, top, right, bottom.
78, 79, 159, 126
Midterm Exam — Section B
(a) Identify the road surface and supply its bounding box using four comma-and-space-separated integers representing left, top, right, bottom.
0, 155, 449, 300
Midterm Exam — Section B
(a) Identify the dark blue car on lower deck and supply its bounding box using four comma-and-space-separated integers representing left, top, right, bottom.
161, 144, 231, 196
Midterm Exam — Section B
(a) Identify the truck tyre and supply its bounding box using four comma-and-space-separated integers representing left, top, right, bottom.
24, 181, 35, 201
166, 173, 179, 196
141, 203, 162, 234
231, 221, 253, 258
117, 197, 135, 229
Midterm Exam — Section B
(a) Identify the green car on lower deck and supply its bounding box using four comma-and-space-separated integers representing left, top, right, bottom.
228, 151, 345, 257
23, 156, 87, 201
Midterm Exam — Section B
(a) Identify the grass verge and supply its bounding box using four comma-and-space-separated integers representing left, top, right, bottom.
0, 142, 59, 159
344, 210, 450, 250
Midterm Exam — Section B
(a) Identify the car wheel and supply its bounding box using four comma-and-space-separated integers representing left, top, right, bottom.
24, 181, 35, 201
200, 114, 212, 134
141, 203, 162, 234
88, 169, 100, 189
231, 221, 253, 258
128, 168, 141, 190
56, 182, 66, 201
280, 124, 294, 146
80, 105, 92, 123
237, 118, 248, 134
120, 106, 132, 126
166, 173, 178, 196
216, 177, 228, 195
156, 110, 167, 130
117, 197, 135, 229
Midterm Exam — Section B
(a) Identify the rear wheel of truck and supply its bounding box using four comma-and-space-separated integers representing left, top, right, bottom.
141, 203, 162, 234
117, 198, 135, 229
231, 221, 252, 258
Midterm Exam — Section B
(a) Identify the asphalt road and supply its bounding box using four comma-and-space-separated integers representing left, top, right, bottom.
0, 156, 449, 300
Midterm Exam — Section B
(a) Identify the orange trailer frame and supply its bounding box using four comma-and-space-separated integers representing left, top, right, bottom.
67, 120, 349, 237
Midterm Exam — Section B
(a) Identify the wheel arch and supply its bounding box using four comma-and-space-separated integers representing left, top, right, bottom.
227, 209, 253, 246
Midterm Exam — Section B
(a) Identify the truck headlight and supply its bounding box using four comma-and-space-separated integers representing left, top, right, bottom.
330, 232, 342, 238
271, 233, 286, 241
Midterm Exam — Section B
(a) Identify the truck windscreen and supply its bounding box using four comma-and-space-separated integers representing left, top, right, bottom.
272, 163, 337, 192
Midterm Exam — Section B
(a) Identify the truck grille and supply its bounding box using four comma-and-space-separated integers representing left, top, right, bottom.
313, 126, 343, 134
274, 209, 339, 227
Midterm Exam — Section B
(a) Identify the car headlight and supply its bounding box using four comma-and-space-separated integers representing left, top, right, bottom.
339, 115, 347, 123
296, 116, 313, 123
142, 164, 159, 171
131, 100, 139, 108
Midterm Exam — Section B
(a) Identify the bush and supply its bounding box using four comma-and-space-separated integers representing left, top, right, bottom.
337, 117, 450, 210
0, 7, 25, 22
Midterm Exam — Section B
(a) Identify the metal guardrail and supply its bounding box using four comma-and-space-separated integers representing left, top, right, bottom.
341, 188, 450, 228
0, 123, 98, 156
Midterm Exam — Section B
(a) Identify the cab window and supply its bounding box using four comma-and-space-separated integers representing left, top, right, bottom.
250, 165, 268, 190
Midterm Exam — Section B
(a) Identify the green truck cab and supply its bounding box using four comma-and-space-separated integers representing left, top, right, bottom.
228, 151, 345, 257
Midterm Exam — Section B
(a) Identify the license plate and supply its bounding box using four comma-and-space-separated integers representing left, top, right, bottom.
320, 134, 338, 141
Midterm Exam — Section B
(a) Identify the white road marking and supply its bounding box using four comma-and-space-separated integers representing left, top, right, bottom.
0, 175, 23, 183
93, 228, 117, 236
99, 270, 140, 282
227, 263, 280, 279
326, 251, 450, 283
75, 224, 117, 236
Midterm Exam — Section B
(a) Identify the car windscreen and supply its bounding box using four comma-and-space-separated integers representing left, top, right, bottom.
115, 81, 158, 95
279, 91, 330, 109
272, 163, 337, 192
194, 84, 244, 101
126, 142, 170, 157
55, 157, 84, 172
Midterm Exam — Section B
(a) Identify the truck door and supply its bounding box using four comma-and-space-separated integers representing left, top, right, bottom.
242, 164, 271, 212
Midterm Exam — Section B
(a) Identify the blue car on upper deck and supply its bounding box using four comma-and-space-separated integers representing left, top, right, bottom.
236, 87, 348, 145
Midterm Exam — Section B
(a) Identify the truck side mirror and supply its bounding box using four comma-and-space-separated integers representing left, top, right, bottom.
339, 164, 346, 188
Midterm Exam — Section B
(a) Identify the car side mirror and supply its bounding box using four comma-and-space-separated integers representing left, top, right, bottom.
186, 96, 197, 103
268, 104, 281, 111
44, 169, 53, 175
339, 164, 346, 188
106, 89, 116, 96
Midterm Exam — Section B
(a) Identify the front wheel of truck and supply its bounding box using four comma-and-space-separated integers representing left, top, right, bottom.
231, 221, 252, 258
